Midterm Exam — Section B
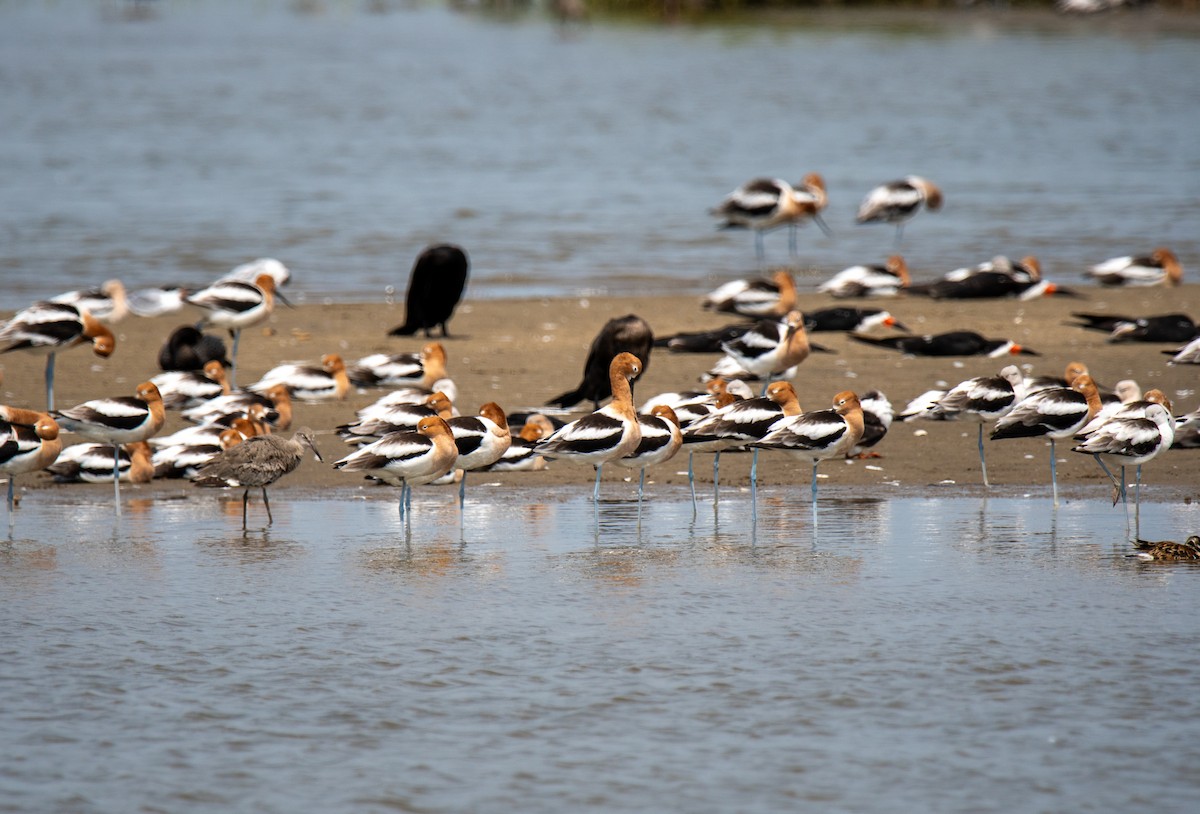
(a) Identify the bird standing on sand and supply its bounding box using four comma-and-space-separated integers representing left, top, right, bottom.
547, 315, 652, 410
0, 408, 62, 516
537, 352, 643, 503
717, 310, 810, 390
0, 301, 117, 411
923, 365, 1025, 487
389, 244, 470, 338
193, 428, 323, 530
856, 176, 943, 247
1072, 402, 1174, 526
52, 381, 166, 512
186, 273, 285, 388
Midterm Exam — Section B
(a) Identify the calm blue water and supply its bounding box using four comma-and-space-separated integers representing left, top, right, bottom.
3, 488, 1200, 812
2, 3, 1199, 310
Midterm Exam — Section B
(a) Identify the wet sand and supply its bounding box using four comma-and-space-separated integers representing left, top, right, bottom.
3, 281, 1198, 503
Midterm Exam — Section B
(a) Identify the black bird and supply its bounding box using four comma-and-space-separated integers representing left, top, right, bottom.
849, 330, 1039, 358
388, 244, 470, 338
1069, 312, 1197, 343
547, 314, 653, 409
157, 324, 231, 372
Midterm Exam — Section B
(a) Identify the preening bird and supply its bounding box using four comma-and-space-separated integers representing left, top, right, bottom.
388, 244, 470, 338
193, 428, 323, 530
547, 315, 652, 410
0, 301, 117, 411
51, 279, 129, 324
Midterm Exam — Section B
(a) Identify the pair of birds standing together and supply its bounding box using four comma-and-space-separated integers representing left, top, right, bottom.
711, 174, 942, 259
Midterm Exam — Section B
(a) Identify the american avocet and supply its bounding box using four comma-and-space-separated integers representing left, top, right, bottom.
1023, 361, 1092, 396
682, 382, 800, 510
702, 269, 797, 319
152, 427, 244, 480
193, 428, 322, 530
0, 409, 61, 515
849, 389, 894, 459
547, 315, 652, 410
536, 352, 643, 502
338, 391, 455, 445
52, 381, 166, 511
924, 365, 1025, 486
1172, 406, 1200, 449
991, 373, 1103, 507
711, 174, 830, 260
388, 244, 470, 338
1076, 386, 1161, 438
1130, 535, 1200, 562
754, 390, 865, 504
0, 301, 116, 410
157, 324, 230, 372
613, 404, 683, 508
249, 353, 350, 402
182, 384, 293, 432
51, 279, 129, 324
334, 416, 458, 521
1072, 403, 1174, 529
186, 273, 285, 388
850, 330, 1038, 358
221, 257, 292, 288
47, 441, 154, 485
346, 341, 451, 390
1086, 247, 1182, 287
718, 310, 810, 391
480, 414, 555, 473
818, 255, 911, 298
447, 403, 511, 509
1166, 335, 1200, 366
1070, 312, 1197, 344
150, 360, 231, 410
127, 285, 188, 318
855, 176, 942, 246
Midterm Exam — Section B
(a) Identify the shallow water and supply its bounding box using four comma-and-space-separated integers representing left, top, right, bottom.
3, 488, 1200, 812
2, 3, 1199, 310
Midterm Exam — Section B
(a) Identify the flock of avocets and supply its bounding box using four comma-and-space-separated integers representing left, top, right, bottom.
0, 175, 1197, 553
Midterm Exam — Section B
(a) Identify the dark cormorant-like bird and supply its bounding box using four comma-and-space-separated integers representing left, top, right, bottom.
388, 244, 470, 338
547, 315, 653, 410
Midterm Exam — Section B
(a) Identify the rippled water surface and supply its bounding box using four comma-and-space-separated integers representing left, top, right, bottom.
3, 489, 1200, 812
1, 2, 1199, 309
